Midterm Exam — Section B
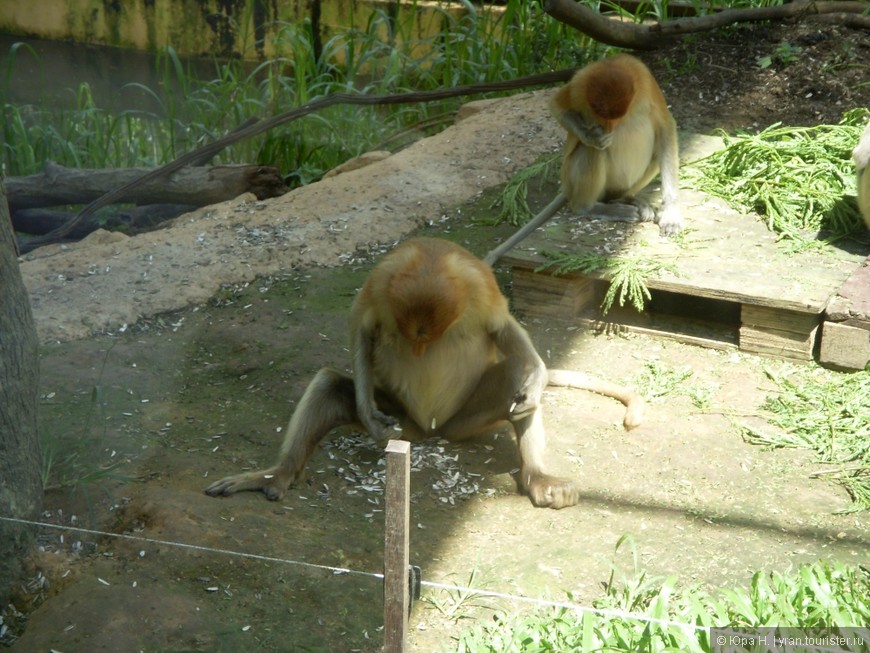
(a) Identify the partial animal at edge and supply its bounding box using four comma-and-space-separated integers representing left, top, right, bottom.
853, 119, 870, 230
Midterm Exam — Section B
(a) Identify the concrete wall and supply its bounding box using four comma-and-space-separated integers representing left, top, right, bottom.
0, 0, 475, 61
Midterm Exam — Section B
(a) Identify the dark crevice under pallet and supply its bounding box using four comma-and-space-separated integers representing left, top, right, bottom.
500, 188, 868, 363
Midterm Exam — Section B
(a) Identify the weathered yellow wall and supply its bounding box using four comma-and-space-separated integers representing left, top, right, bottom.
0, 0, 482, 61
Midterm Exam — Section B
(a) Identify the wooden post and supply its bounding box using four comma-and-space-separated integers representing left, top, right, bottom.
384, 439, 411, 653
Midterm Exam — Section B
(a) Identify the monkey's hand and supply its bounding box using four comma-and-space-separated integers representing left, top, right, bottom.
561, 112, 612, 150
510, 366, 548, 418
361, 407, 400, 442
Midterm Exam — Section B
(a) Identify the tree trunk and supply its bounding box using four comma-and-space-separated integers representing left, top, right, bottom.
543, 0, 870, 49
0, 181, 42, 605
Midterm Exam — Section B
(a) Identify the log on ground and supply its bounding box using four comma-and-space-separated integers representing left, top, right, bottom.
12, 204, 198, 238
6, 161, 288, 211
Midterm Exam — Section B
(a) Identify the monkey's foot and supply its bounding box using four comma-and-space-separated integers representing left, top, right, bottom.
656, 204, 683, 237
592, 199, 654, 223
523, 473, 582, 509
631, 200, 657, 223
204, 465, 295, 501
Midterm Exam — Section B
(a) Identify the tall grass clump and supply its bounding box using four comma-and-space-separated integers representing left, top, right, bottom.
39, 342, 132, 506
1, 0, 602, 183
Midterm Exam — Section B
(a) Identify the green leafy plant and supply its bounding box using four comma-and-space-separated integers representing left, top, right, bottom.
684, 109, 868, 246
40, 342, 132, 498
634, 360, 695, 402
489, 154, 560, 226
539, 252, 678, 314
1, 0, 601, 181
453, 558, 870, 652
757, 42, 803, 69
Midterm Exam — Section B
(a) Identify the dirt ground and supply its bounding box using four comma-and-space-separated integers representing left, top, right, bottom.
6, 19, 870, 653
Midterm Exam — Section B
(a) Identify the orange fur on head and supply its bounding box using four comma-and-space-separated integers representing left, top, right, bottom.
388, 247, 467, 356
583, 61, 636, 131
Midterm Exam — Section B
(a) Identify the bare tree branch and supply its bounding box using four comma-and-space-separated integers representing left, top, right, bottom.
544, 0, 870, 50
17, 70, 574, 254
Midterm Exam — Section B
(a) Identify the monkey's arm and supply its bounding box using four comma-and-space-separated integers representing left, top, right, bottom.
491, 316, 548, 417
554, 111, 612, 150
655, 117, 683, 237
351, 325, 399, 440
483, 192, 567, 266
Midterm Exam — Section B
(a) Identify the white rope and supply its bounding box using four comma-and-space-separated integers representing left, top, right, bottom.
1, 515, 705, 633
420, 579, 704, 633
0, 515, 379, 580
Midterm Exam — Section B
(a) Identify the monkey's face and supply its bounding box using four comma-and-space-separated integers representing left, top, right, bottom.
389, 267, 467, 357
584, 66, 635, 132
395, 303, 459, 357
600, 118, 619, 134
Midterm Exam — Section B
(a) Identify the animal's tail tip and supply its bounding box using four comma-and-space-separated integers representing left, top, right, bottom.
622, 398, 646, 430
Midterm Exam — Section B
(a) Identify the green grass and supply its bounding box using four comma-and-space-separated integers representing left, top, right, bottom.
684, 109, 869, 248
634, 360, 695, 402
0, 1, 598, 183
453, 555, 870, 652
740, 365, 870, 512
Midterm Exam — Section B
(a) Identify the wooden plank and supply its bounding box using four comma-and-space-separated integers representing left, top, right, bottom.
573, 314, 738, 351
820, 257, 870, 369
384, 439, 411, 653
739, 305, 820, 361
510, 268, 600, 321
500, 188, 865, 315
511, 266, 741, 350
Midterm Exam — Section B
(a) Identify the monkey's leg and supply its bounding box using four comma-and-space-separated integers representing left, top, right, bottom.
858, 165, 870, 230
205, 368, 359, 500
854, 121, 870, 230
433, 359, 581, 509
513, 410, 581, 509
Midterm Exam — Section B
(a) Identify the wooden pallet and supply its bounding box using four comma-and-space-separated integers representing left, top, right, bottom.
500, 188, 868, 362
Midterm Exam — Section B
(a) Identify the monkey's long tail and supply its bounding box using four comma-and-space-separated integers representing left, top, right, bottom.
483, 192, 567, 266
546, 369, 645, 431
